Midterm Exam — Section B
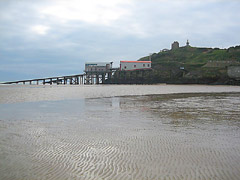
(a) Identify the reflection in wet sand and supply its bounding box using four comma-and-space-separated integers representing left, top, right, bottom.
0, 92, 240, 180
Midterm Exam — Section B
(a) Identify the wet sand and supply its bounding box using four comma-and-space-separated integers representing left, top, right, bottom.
0, 85, 240, 180
1, 84, 240, 103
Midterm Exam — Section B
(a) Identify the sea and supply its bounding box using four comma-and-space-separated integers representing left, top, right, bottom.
0, 84, 240, 180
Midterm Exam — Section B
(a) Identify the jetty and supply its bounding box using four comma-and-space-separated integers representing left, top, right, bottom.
1, 61, 153, 85
1, 74, 85, 85
1, 69, 119, 85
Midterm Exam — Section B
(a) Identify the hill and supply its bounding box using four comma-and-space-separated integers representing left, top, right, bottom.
137, 45, 240, 84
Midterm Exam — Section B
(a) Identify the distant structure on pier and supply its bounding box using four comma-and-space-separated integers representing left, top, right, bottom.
84, 62, 114, 84
84, 62, 112, 73
171, 41, 179, 50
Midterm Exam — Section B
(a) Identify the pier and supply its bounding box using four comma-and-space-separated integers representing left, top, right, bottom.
1, 74, 85, 85
1, 68, 118, 85
1, 60, 153, 85
0, 68, 153, 85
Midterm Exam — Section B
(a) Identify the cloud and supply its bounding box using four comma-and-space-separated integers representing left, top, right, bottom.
31, 25, 50, 35
0, 0, 240, 81
40, 0, 132, 25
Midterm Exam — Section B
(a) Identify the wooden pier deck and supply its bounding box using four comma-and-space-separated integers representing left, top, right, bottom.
1, 68, 119, 85
0, 68, 153, 85
1, 74, 85, 85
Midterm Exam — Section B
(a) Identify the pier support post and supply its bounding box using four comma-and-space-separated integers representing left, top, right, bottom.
102, 74, 105, 84
130, 71, 133, 84
96, 74, 99, 84
107, 73, 112, 83
142, 70, 144, 84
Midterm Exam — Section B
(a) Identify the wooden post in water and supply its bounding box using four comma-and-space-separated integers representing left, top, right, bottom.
108, 72, 112, 83
130, 71, 133, 84
96, 74, 99, 84
142, 70, 145, 84
102, 73, 105, 84
73, 77, 75, 84
136, 71, 139, 84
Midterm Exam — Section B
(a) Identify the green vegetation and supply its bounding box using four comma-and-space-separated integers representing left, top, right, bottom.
137, 45, 240, 85
140, 45, 240, 64
111, 45, 240, 85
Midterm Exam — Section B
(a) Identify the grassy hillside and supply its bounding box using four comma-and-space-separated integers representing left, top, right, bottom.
111, 45, 240, 85
140, 45, 240, 65
137, 45, 240, 84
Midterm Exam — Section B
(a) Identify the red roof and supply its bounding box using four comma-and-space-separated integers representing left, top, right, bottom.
120, 61, 151, 63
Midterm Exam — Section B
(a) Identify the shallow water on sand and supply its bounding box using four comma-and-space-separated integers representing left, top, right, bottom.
0, 85, 240, 180
1, 84, 240, 103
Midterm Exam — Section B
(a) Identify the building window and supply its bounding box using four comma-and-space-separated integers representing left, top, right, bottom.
143, 64, 145, 67
124, 66, 127, 69
147, 64, 150, 67
134, 65, 136, 68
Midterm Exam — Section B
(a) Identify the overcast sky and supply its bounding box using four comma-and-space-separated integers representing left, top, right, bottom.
0, 0, 240, 81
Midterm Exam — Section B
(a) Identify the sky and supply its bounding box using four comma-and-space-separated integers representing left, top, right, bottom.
0, 0, 240, 82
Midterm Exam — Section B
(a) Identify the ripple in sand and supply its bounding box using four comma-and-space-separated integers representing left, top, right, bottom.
0, 93, 240, 180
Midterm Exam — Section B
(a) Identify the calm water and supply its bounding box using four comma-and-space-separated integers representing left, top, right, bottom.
0, 85, 240, 180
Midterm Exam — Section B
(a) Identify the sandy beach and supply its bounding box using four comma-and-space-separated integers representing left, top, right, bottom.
0, 85, 240, 180
1, 84, 240, 103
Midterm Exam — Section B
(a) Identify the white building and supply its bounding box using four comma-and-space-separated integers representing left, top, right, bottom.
85, 62, 112, 73
120, 61, 151, 71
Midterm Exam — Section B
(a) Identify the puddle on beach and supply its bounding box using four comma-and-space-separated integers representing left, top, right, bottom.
0, 93, 240, 180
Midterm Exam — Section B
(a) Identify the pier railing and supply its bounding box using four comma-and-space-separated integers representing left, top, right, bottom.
1, 74, 85, 85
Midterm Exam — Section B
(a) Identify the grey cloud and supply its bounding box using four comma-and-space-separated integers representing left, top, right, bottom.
0, 0, 240, 81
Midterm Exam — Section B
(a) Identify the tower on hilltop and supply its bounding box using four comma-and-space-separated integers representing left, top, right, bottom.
171, 41, 179, 50
186, 39, 190, 47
